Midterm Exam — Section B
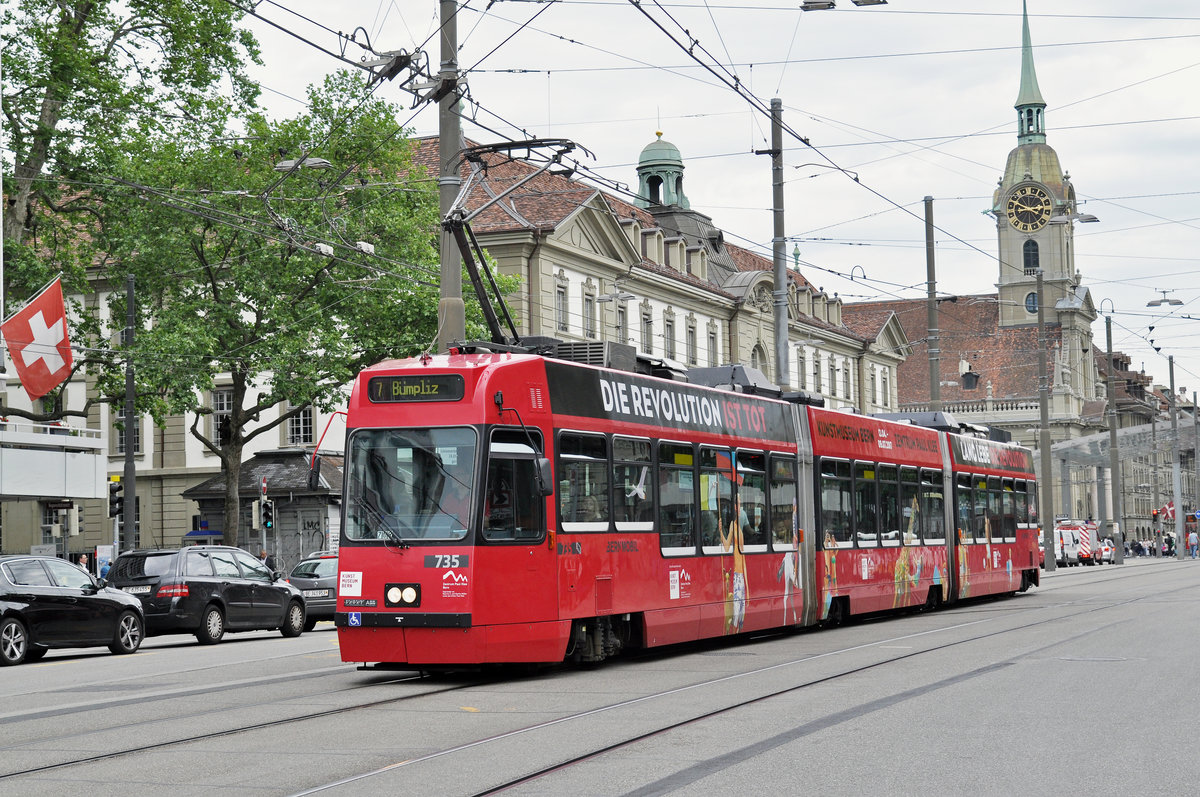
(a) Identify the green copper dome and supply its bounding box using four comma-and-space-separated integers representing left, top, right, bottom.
638, 132, 683, 167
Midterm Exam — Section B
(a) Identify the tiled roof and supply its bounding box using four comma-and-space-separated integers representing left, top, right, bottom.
844, 294, 1064, 403
183, 449, 343, 498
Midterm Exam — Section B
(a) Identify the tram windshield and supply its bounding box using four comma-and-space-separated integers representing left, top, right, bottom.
345, 427, 477, 542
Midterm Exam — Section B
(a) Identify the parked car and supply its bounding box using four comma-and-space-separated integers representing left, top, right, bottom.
287, 552, 337, 631
1, 554, 144, 666
106, 546, 305, 644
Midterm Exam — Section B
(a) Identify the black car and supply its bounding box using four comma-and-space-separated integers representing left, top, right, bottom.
106, 546, 305, 644
1, 555, 144, 666
287, 552, 337, 631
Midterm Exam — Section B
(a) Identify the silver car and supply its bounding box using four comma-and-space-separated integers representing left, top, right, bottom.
287, 553, 337, 631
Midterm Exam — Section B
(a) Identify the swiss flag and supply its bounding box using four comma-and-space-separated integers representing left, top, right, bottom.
1, 278, 74, 400
1163, 501, 1176, 520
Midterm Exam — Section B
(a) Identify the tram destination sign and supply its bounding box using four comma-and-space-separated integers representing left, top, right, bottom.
367, 374, 466, 403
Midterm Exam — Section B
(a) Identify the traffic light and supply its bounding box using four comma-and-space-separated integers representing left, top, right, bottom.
68, 505, 80, 536
1152, 509, 1159, 520
251, 499, 262, 531
262, 500, 274, 530
108, 480, 124, 517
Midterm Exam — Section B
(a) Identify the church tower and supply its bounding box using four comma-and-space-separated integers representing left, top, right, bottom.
993, 0, 1089, 330
992, 0, 1096, 397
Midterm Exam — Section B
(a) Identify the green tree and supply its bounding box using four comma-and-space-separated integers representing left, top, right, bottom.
101, 71, 455, 547
2, 0, 259, 420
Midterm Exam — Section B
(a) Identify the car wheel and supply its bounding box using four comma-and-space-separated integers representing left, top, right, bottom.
281, 601, 305, 638
303, 615, 318, 633
0, 617, 29, 666
196, 605, 225, 645
109, 610, 144, 655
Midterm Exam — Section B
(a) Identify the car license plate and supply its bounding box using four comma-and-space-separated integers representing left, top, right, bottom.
123, 586, 152, 594
303, 589, 330, 598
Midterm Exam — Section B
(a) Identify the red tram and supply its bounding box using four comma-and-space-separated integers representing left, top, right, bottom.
334, 349, 1039, 667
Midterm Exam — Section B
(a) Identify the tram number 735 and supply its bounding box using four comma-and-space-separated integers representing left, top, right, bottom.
425, 554, 467, 568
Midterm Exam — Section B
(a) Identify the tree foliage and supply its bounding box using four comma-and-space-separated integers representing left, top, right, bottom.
100, 71, 450, 545
2, 0, 259, 418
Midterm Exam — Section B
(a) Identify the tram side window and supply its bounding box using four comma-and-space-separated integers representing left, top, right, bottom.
1001, 480, 1016, 539
1028, 483, 1039, 526
769, 456, 798, 549
878, 464, 900, 543
1013, 481, 1029, 526
483, 431, 545, 543
613, 437, 654, 530
659, 442, 696, 554
974, 476, 991, 542
900, 467, 920, 545
855, 462, 879, 547
955, 474, 974, 544
986, 476, 1003, 542
820, 460, 852, 547
558, 433, 610, 531
700, 448, 735, 554
738, 451, 768, 551
921, 469, 946, 543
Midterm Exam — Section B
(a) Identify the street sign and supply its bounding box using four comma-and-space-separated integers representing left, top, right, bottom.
1194, 510, 1200, 520
46, 500, 74, 510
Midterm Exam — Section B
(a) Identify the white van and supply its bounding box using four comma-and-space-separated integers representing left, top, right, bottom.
1055, 522, 1081, 567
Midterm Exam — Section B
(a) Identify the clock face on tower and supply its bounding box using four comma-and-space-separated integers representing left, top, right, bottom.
1006, 184, 1053, 232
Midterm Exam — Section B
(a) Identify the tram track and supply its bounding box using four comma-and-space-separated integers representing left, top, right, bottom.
5, 566, 1192, 790
295, 578, 1198, 796
0, 670, 484, 781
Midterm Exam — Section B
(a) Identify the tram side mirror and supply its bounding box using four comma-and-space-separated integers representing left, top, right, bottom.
536, 458, 553, 497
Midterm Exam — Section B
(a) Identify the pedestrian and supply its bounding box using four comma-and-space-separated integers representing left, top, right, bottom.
100, 559, 111, 578
79, 553, 89, 573
1188, 529, 1199, 559
259, 549, 277, 571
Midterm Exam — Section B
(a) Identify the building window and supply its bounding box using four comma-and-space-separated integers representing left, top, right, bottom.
1025, 292, 1039, 314
287, 405, 314, 446
212, 388, 233, 447
813, 354, 822, 392
555, 286, 569, 332
842, 362, 851, 399
583, 295, 596, 339
115, 406, 142, 455
870, 370, 878, 405
1023, 240, 1039, 274
616, 306, 628, 344
708, 330, 718, 367
797, 349, 807, 390
663, 319, 675, 359
41, 502, 58, 545
828, 361, 837, 396
881, 371, 890, 408
641, 312, 653, 354
686, 325, 697, 365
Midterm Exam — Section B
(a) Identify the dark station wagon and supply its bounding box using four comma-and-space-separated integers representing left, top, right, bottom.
106, 546, 305, 644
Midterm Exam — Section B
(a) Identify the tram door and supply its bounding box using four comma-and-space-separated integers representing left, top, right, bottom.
475, 429, 557, 623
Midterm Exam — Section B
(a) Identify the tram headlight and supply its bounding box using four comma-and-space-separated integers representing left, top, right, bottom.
384, 582, 421, 607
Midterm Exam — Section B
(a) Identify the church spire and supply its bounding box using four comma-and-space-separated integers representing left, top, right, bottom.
1015, 0, 1046, 144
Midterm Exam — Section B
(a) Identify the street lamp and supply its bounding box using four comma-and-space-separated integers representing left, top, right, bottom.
1147, 290, 1183, 307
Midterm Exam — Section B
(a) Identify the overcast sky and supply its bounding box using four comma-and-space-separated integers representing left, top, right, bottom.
244, 1, 1200, 393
